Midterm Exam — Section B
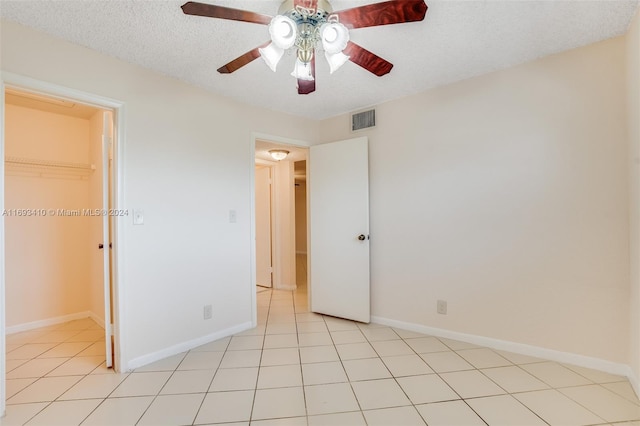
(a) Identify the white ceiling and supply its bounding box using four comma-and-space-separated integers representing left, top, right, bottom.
1, 0, 638, 120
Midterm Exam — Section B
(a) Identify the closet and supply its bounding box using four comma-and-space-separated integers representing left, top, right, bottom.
4, 89, 111, 336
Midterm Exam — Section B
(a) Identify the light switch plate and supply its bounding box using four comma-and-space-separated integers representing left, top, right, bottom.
133, 210, 144, 225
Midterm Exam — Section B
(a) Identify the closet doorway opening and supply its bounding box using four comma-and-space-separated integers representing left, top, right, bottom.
3, 86, 118, 380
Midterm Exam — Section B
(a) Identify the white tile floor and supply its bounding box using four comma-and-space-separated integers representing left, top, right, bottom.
3, 261, 640, 425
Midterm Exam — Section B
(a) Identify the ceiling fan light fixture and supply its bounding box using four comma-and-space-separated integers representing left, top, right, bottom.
269, 149, 290, 161
291, 58, 315, 81
269, 15, 297, 49
320, 22, 349, 54
325, 50, 350, 74
181, 0, 429, 94
259, 42, 284, 72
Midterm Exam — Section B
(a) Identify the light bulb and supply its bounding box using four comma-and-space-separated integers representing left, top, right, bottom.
320, 22, 349, 54
269, 15, 297, 49
324, 27, 338, 43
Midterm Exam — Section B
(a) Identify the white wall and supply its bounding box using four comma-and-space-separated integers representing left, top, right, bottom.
2, 14, 634, 379
4, 104, 92, 328
320, 36, 630, 365
627, 8, 640, 391
1, 20, 319, 368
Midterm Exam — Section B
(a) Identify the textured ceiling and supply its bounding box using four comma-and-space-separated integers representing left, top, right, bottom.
1, 0, 638, 120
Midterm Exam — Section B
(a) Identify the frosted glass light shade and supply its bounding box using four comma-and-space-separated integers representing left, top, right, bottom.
259, 43, 284, 72
291, 59, 315, 81
269, 149, 289, 161
320, 22, 349, 54
325, 51, 350, 74
269, 15, 297, 49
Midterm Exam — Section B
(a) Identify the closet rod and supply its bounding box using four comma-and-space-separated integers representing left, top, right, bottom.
5, 156, 95, 171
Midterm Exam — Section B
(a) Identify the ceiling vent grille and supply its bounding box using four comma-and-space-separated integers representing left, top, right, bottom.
351, 109, 376, 132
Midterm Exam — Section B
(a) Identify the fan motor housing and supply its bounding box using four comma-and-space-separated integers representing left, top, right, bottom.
278, 0, 333, 16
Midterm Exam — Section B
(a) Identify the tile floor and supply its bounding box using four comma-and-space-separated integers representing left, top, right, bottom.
3, 266, 640, 425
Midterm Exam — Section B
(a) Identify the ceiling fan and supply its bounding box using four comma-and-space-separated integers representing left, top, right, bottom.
181, 0, 428, 95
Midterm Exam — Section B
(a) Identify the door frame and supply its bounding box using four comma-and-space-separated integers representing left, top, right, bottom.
0, 72, 127, 416
254, 162, 275, 288
250, 132, 311, 326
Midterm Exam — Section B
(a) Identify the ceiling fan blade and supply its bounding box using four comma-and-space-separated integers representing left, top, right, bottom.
334, 0, 427, 29
344, 42, 393, 76
217, 41, 270, 74
181, 2, 272, 25
298, 56, 316, 95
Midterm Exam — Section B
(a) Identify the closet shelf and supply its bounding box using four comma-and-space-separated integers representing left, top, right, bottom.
5, 156, 96, 178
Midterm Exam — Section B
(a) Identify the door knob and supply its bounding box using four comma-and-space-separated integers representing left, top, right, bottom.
357, 234, 366, 241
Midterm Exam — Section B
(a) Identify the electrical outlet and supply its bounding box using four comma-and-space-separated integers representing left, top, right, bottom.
437, 300, 447, 315
203, 304, 212, 320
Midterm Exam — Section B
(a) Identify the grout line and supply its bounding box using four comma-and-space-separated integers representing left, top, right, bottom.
291, 284, 311, 425
247, 286, 272, 423
324, 314, 365, 418
5, 286, 640, 426
7, 320, 107, 425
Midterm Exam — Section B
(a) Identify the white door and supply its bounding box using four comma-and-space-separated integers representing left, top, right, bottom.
309, 137, 370, 323
101, 111, 113, 368
256, 166, 273, 287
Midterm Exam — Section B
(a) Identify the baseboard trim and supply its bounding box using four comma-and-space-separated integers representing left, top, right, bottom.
275, 284, 297, 291
371, 315, 633, 379
88, 311, 105, 330
6, 311, 92, 334
126, 321, 253, 371
628, 367, 640, 400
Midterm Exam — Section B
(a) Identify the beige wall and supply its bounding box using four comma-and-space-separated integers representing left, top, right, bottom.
1, 20, 319, 367
627, 8, 640, 389
320, 36, 630, 364
4, 104, 92, 327
295, 162, 307, 254
295, 184, 307, 253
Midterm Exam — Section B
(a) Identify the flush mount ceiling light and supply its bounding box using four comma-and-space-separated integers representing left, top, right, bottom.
181, 0, 428, 95
269, 149, 290, 161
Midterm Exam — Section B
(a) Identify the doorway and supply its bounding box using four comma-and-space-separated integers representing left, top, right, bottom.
294, 159, 308, 296
1, 77, 124, 415
4, 87, 114, 357
253, 138, 309, 304
251, 134, 372, 331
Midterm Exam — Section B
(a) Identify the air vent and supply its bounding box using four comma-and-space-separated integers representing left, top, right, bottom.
351, 109, 376, 131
